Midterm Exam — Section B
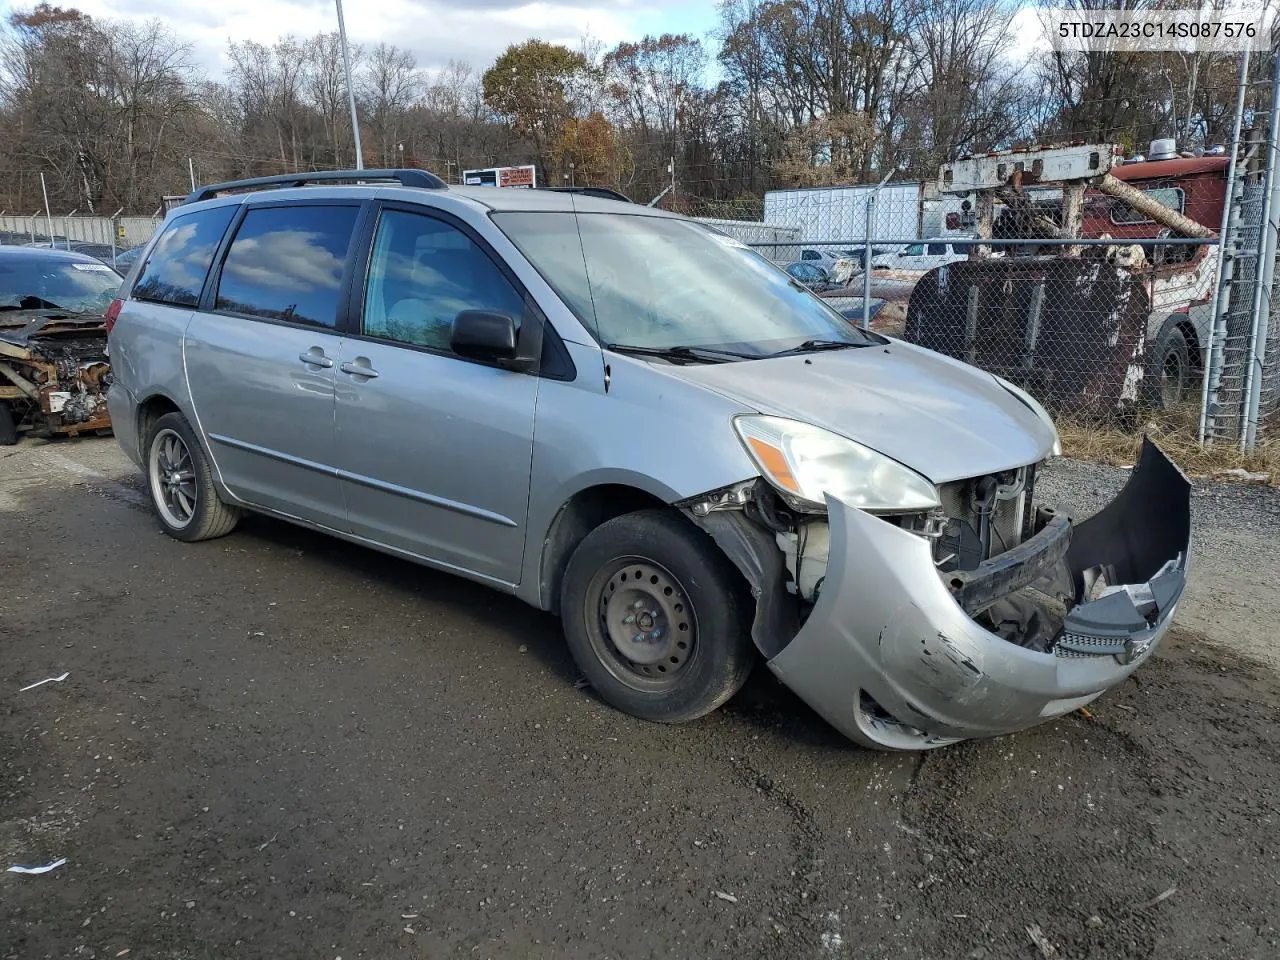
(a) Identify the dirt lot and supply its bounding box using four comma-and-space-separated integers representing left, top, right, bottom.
3, 438, 1279, 960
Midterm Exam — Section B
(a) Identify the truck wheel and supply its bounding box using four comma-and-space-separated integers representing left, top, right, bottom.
144, 411, 240, 542
1154, 326, 1192, 408
560, 509, 756, 723
0, 402, 17, 445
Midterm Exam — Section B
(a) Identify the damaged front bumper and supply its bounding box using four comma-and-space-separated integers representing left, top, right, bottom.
0, 316, 111, 439
766, 440, 1190, 749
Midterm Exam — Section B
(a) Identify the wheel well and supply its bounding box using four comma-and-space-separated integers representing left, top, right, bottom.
136, 394, 180, 459
539, 484, 669, 612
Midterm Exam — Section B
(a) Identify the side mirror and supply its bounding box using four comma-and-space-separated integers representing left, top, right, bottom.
451, 310, 519, 363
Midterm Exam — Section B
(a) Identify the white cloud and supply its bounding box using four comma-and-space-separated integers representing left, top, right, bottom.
1007, 6, 1055, 65
62, 0, 686, 76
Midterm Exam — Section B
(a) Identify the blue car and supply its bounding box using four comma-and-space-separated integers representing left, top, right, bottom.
114, 246, 143, 273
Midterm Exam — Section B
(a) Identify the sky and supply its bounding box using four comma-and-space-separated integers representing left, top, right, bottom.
0, 0, 723, 77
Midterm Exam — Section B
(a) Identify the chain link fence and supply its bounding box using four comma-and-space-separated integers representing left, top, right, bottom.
1232, 43, 1280, 450
687, 116, 1280, 454
716, 178, 1224, 434
0, 213, 162, 263
7, 84, 1280, 456
1196, 42, 1280, 452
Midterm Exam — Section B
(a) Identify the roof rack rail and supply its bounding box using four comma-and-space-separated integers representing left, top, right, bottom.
544, 186, 633, 203
184, 168, 448, 204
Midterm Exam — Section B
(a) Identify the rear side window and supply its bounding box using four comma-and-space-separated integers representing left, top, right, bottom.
132, 205, 236, 306
215, 205, 358, 329
927, 243, 947, 255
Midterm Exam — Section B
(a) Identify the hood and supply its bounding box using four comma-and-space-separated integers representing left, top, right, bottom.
0, 311, 106, 346
660, 341, 1057, 483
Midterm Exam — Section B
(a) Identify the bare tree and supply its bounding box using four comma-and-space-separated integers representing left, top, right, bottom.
360, 42, 420, 167
412, 60, 508, 179
0, 4, 1259, 215
890, 0, 1027, 173
226, 37, 309, 170
717, 0, 917, 178
103, 19, 197, 210
304, 32, 363, 167
1, 5, 203, 211
1032, 0, 1166, 146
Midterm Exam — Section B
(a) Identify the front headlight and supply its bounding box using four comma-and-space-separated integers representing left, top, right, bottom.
734, 415, 940, 513
993, 375, 1062, 457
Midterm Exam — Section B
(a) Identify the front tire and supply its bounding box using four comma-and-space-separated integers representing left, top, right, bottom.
145, 412, 240, 542
560, 509, 756, 723
0, 402, 17, 445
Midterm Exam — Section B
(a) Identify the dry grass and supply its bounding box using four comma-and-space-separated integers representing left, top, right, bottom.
1057, 404, 1278, 483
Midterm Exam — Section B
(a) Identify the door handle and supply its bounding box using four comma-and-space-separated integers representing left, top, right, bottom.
299, 349, 334, 368
339, 359, 379, 379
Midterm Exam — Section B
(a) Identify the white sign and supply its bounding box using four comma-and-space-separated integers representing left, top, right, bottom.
462, 165, 538, 189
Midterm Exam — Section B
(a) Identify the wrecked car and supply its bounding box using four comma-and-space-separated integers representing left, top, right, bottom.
785, 260, 846, 292
0, 247, 119, 445
105, 170, 1190, 750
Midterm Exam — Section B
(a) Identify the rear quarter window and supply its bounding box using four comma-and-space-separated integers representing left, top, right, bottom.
132, 205, 237, 307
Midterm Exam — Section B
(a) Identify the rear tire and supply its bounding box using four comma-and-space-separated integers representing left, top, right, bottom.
0, 402, 17, 445
144, 411, 240, 542
560, 509, 756, 723
1152, 326, 1193, 409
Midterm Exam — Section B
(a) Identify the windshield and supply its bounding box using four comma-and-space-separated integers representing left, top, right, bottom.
493, 211, 881, 358
0, 258, 122, 315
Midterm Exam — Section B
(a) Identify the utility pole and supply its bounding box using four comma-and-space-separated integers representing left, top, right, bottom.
1162, 70, 1177, 144
862, 168, 896, 331
39, 172, 53, 245
334, 0, 363, 170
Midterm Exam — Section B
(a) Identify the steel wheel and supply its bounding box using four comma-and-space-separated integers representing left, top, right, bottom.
591, 558, 699, 691
148, 427, 197, 529
560, 509, 755, 723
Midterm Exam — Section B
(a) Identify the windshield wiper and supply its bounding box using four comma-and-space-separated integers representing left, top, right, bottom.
768, 338, 867, 357
604, 343, 752, 364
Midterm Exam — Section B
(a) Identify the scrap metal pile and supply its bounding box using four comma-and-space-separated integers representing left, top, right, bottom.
0, 314, 111, 442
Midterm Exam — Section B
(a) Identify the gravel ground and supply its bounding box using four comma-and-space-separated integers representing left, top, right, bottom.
2, 439, 1279, 960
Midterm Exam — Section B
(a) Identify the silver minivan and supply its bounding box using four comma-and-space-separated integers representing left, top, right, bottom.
106, 170, 1190, 751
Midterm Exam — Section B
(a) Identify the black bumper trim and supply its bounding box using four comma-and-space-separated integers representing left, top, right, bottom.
946, 514, 1073, 615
